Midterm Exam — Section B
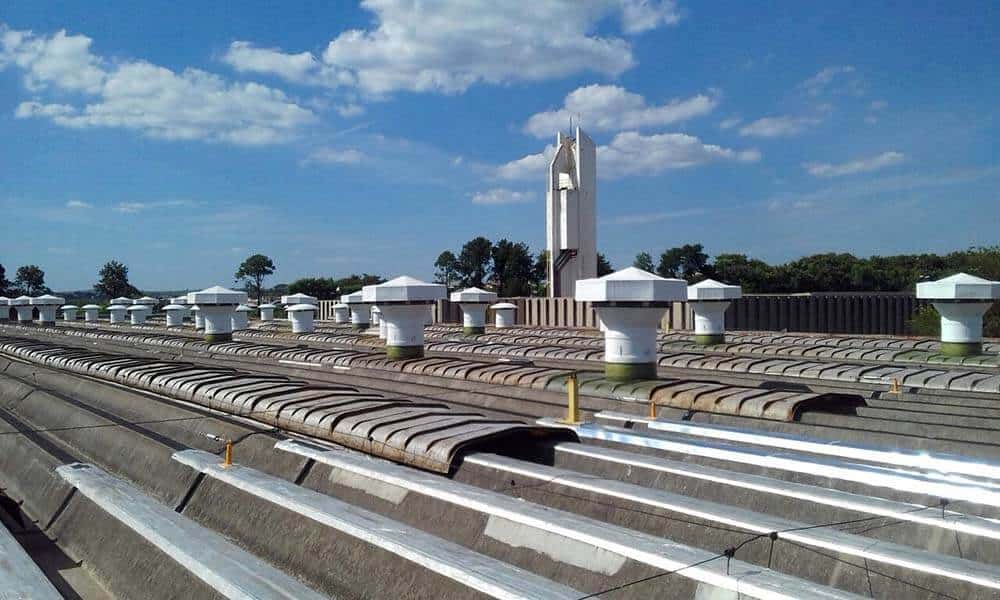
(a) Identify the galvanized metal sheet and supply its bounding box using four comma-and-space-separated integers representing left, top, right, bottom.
279, 439, 865, 600
172, 449, 582, 600
57, 463, 328, 600
467, 452, 1000, 593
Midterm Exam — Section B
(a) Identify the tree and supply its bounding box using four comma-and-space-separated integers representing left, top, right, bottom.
633, 252, 654, 273
93, 261, 140, 299
434, 251, 460, 289
531, 250, 549, 296
234, 254, 276, 305
0, 263, 9, 295
288, 274, 385, 299
713, 253, 775, 293
597, 253, 613, 276
491, 239, 535, 296
288, 277, 339, 299
457, 237, 493, 288
533, 250, 549, 281
14, 265, 48, 295
657, 243, 711, 282
333, 274, 384, 296
784, 253, 860, 292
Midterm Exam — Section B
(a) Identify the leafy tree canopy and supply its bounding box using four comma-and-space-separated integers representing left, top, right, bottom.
533, 250, 549, 296
597, 253, 613, 276
633, 252, 654, 272
492, 239, 535, 296
14, 265, 49, 295
288, 274, 385, 300
94, 260, 140, 299
457, 236, 493, 288
434, 251, 459, 289
234, 254, 276, 304
434, 237, 549, 296
657, 243, 711, 281
641, 245, 1000, 292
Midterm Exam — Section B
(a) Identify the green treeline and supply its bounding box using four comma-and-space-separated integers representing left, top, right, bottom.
635, 244, 1000, 293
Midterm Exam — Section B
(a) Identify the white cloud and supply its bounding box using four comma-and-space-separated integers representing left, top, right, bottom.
112, 199, 193, 214
601, 207, 705, 225
65, 200, 91, 209
598, 131, 760, 178
739, 115, 821, 138
316, 1, 674, 95
496, 131, 759, 180
619, 0, 681, 33
221, 41, 353, 87
718, 116, 742, 130
495, 146, 557, 180
15, 101, 74, 118
335, 103, 365, 117
220, 2, 681, 99
471, 188, 533, 205
523, 84, 717, 138
799, 65, 856, 96
768, 199, 815, 212
803, 151, 905, 177
1, 27, 105, 93
767, 166, 1000, 210
870, 100, 888, 111
223, 41, 321, 82
302, 147, 366, 165
3, 26, 315, 146
114, 202, 146, 214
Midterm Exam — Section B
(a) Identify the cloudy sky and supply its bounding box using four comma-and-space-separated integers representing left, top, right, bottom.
1, 1, 997, 291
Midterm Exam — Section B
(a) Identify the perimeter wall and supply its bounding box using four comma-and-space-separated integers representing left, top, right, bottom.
319, 293, 929, 335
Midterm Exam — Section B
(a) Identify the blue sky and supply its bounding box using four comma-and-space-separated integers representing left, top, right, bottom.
1, 1, 997, 291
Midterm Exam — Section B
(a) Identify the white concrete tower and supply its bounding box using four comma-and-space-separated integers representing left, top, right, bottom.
362, 276, 446, 360
688, 279, 742, 345
0, 297, 10, 321
450, 287, 497, 334
546, 126, 597, 298
916, 273, 1000, 356
576, 268, 686, 381
61, 305, 79, 321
